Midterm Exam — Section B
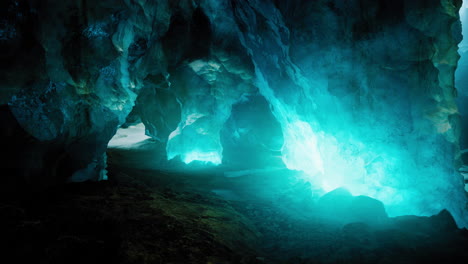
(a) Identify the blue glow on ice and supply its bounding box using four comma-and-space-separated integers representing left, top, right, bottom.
180, 150, 222, 165
281, 119, 401, 206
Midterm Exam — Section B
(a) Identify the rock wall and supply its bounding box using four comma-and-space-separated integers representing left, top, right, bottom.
228, 0, 466, 224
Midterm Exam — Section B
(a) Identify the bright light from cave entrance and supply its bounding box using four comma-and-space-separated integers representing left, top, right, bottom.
461, 1, 468, 33
108, 123, 151, 149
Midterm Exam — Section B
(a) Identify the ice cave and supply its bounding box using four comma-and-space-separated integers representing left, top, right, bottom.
1, 0, 468, 263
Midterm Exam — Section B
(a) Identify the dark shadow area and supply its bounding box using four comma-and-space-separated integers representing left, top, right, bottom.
2, 144, 467, 264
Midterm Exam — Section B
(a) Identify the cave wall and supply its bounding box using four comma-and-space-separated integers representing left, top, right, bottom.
457, 1, 468, 159
228, 0, 466, 224
0, 0, 466, 225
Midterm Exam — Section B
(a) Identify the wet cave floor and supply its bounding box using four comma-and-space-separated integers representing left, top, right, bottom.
2, 143, 468, 264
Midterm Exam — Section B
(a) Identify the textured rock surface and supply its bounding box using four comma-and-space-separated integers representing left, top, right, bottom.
228, 0, 466, 223
0, 0, 467, 226
2, 157, 467, 264
0, 176, 261, 264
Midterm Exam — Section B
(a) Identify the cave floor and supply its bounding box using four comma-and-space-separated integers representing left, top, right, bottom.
1, 145, 468, 264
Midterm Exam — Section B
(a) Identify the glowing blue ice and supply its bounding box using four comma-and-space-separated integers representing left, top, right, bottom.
226, 0, 467, 226
180, 151, 222, 165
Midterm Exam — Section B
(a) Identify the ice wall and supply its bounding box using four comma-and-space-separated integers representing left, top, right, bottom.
222, 0, 466, 225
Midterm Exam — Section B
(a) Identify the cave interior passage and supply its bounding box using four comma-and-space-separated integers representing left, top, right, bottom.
1, 0, 468, 263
